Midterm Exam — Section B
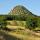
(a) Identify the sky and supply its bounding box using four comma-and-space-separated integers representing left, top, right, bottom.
0, 0, 40, 16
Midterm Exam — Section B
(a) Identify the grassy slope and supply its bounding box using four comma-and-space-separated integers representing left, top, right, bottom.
7, 29, 40, 40
0, 29, 40, 40
0, 19, 40, 40
6, 20, 40, 40
7, 20, 26, 26
0, 30, 22, 40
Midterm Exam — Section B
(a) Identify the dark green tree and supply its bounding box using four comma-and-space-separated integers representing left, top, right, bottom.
26, 17, 38, 30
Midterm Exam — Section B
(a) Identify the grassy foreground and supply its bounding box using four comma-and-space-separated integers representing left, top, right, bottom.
0, 28, 40, 40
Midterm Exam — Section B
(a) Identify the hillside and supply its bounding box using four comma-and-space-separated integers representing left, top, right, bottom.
9, 5, 35, 16
7, 5, 39, 30
0, 5, 40, 40
0, 5, 40, 30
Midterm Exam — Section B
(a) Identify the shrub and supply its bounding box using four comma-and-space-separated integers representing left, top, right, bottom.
26, 18, 38, 30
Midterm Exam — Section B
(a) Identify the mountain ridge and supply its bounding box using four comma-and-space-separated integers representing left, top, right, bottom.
9, 5, 36, 16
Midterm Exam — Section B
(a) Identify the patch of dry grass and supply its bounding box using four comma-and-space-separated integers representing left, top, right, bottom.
4, 29, 40, 40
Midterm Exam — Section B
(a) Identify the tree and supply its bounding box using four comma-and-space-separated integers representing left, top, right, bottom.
26, 17, 38, 30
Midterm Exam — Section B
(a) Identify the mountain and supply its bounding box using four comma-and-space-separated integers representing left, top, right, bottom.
9, 5, 35, 16
0, 5, 40, 30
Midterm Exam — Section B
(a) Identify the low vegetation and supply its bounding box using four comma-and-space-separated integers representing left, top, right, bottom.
0, 5, 40, 40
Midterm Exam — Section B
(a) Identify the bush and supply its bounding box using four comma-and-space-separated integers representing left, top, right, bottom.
26, 18, 38, 30
0, 21, 7, 29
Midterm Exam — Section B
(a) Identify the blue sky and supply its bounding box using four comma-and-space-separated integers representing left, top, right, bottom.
0, 0, 40, 16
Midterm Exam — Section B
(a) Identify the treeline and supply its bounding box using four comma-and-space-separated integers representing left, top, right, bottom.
0, 15, 40, 30
4, 15, 27, 21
